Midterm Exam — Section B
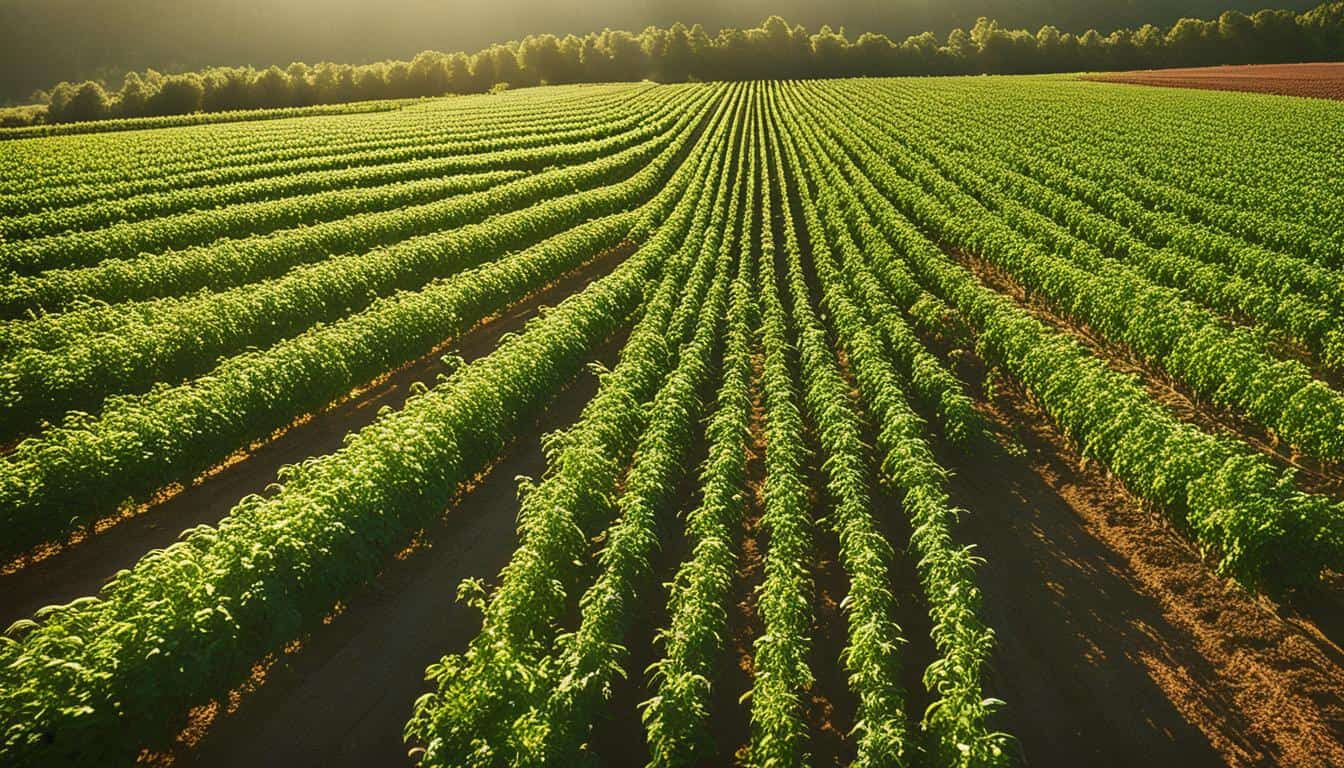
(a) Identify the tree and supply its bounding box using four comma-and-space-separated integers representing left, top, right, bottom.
48, 81, 109, 122
1166, 17, 1215, 66
1133, 24, 1164, 65
579, 35, 610, 82
811, 25, 849, 77
945, 27, 975, 71
477, 44, 523, 88
1077, 28, 1105, 69
148, 74, 204, 116
603, 29, 645, 80
972, 17, 1026, 72
386, 61, 414, 97
1106, 28, 1139, 70
201, 67, 252, 112
353, 65, 388, 101
896, 31, 936, 75
288, 62, 316, 105
1251, 10, 1301, 63
556, 35, 585, 84
251, 65, 292, 109
519, 34, 566, 85
18, 5, 1344, 126
659, 23, 698, 83
1219, 10, 1255, 61
117, 72, 150, 117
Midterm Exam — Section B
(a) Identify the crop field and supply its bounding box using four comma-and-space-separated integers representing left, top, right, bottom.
1, 77, 1342, 767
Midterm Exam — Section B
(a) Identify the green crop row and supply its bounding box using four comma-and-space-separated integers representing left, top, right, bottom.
0, 87, 678, 245
0, 90, 716, 441
800, 79, 1343, 588
405, 83, 745, 767
0, 84, 652, 207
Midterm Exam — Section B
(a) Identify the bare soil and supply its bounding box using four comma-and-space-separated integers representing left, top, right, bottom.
0, 246, 631, 626
1084, 63, 1344, 101
715, 354, 768, 765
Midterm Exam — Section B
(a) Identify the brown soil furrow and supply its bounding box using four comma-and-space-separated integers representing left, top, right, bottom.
586, 362, 716, 765
917, 260, 1344, 766
717, 351, 769, 766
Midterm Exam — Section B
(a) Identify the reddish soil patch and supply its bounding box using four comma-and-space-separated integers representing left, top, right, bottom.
0, 245, 631, 627
1085, 62, 1344, 100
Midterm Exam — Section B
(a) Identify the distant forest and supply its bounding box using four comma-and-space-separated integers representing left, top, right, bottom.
8, 1, 1344, 125
1, 0, 1325, 101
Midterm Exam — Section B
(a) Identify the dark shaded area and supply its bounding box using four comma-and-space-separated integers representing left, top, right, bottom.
936, 343, 1344, 767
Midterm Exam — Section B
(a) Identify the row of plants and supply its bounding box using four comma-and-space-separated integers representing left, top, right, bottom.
0, 98, 432, 141
511, 147, 744, 763
1, 87, 704, 276
945, 105, 1344, 291
764, 90, 914, 766
0, 83, 654, 208
950, 143, 1344, 368
741, 86, 816, 768
1, 91, 710, 314
0, 101, 712, 764
0, 98, 420, 142
0, 91, 718, 441
810, 81, 1344, 465
775, 81, 1011, 765
0, 88, 669, 241
3, 169, 517, 311
800, 79, 1342, 589
405, 84, 746, 766
640, 87, 759, 767
917, 79, 1344, 241
1, 90, 705, 343
0, 211, 626, 562
891, 80, 1342, 260
813, 179, 981, 448
870, 88, 1344, 370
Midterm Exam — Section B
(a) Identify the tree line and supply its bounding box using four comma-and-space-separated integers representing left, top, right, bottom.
14, 1, 1344, 126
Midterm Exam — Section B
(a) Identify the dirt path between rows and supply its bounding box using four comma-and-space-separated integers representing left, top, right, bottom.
939, 347, 1344, 767
0, 245, 631, 627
